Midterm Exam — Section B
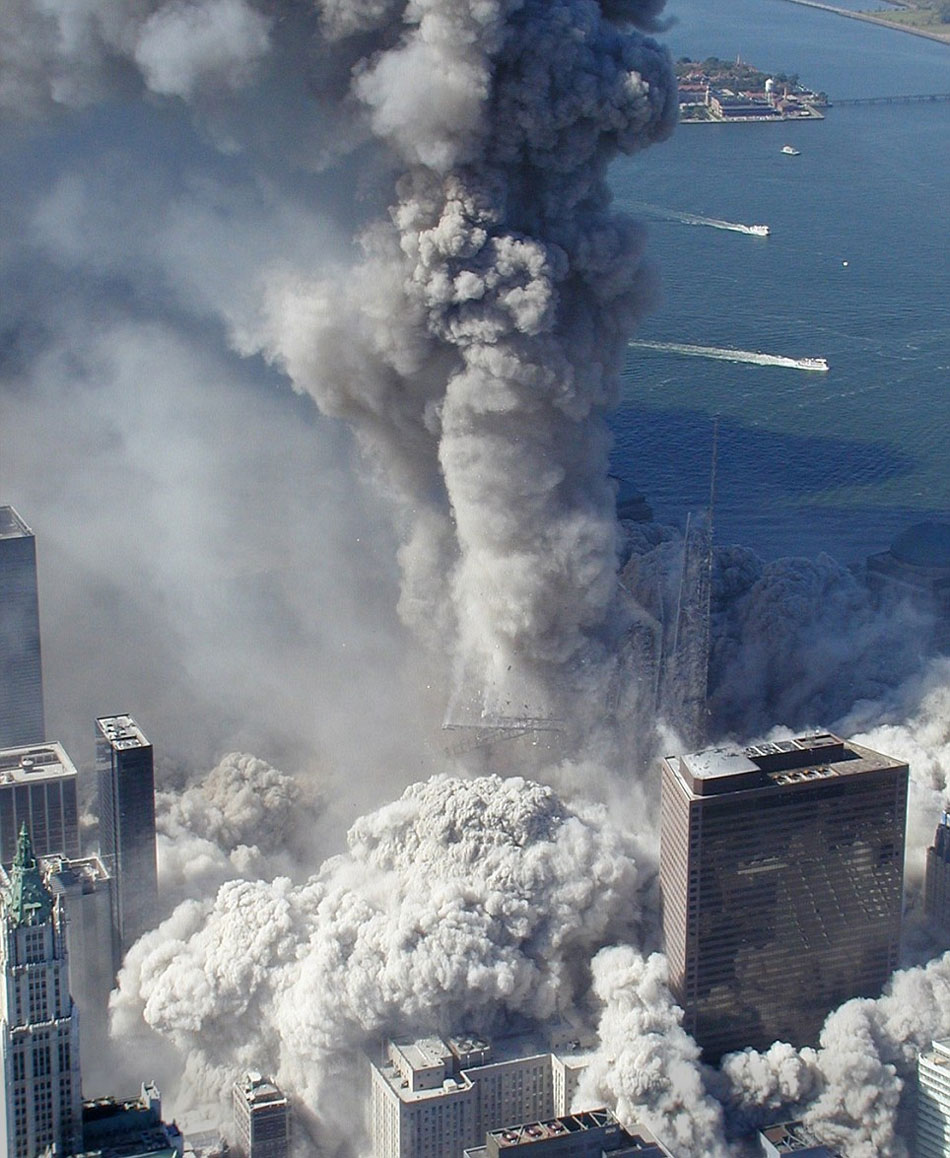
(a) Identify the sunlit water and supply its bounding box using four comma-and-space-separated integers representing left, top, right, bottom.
608, 0, 950, 563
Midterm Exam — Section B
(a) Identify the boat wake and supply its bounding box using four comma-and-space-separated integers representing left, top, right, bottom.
627, 202, 769, 236
630, 340, 829, 372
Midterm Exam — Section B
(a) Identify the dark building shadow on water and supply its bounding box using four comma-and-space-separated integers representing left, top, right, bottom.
608, 406, 942, 564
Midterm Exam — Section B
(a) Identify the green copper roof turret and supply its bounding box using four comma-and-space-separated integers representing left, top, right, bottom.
7, 824, 53, 927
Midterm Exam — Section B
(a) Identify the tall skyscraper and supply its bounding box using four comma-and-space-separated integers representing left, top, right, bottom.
96, 716, 158, 958
659, 731, 907, 1062
0, 742, 81, 865
917, 1039, 950, 1158
0, 825, 83, 1158
232, 1072, 290, 1158
0, 508, 45, 749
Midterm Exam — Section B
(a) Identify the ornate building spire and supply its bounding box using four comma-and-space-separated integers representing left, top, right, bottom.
6, 823, 53, 927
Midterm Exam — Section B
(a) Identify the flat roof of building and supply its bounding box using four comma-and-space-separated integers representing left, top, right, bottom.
668, 733, 905, 798
235, 1072, 288, 1109
96, 716, 150, 750
42, 853, 111, 889
0, 742, 78, 786
0, 506, 33, 540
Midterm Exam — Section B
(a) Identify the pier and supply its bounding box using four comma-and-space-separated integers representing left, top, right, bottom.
830, 92, 950, 106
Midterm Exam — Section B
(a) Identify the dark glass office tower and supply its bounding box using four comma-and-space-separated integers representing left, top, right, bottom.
660, 732, 908, 1062
95, 715, 158, 958
0, 508, 45, 748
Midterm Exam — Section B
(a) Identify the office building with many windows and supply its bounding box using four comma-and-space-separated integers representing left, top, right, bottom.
232, 1072, 290, 1158
0, 743, 80, 865
96, 715, 158, 958
0, 508, 45, 750
660, 732, 908, 1061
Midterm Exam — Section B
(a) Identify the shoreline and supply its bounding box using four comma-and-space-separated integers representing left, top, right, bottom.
774, 0, 950, 45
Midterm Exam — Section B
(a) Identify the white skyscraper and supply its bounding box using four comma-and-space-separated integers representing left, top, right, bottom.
918, 1040, 950, 1158
0, 825, 83, 1158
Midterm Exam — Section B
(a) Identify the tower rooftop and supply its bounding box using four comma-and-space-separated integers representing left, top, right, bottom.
0, 506, 33, 540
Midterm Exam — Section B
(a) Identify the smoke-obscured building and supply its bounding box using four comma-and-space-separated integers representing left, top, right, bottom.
370, 1036, 596, 1158
0, 507, 45, 751
232, 1072, 290, 1158
42, 852, 116, 1055
464, 1109, 672, 1158
866, 522, 950, 650
96, 715, 158, 957
0, 742, 81, 865
81, 1082, 184, 1158
925, 813, 950, 932
917, 1040, 950, 1158
0, 826, 83, 1158
659, 732, 907, 1061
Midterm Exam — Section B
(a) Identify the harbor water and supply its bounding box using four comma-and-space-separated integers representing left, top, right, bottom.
608, 0, 950, 563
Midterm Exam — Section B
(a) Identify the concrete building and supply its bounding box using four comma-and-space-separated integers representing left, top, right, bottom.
42, 853, 116, 1054
925, 813, 950, 932
0, 742, 81, 865
80, 1082, 184, 1158
96, 716, 158, 957
465, 1109, 672, 1158
370, 1036, 595, 1158
0, 508, 45, 750
918, 1040, 950, 1158
232, 1072, 290, 1158
867, 522, 950, 650
659, 732, 908, 1061
0, 826, 83, 1158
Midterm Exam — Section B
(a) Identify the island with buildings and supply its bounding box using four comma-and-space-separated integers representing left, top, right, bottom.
676, 57, 827, 123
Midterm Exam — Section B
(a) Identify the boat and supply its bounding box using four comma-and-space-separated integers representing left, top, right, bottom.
799, 357, 829, 372
748, 224, 770, 237
781, 144, 801, 156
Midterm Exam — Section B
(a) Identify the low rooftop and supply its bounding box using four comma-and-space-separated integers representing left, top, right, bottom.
0, 742, 78, 786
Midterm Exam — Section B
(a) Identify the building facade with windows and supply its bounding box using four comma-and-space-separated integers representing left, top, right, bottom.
232, 1071, 290, 1158
0, 825, 82, 1158
0, 743, 81, 865
370, 1036, 595, 1158
96, 715, 158, 957
660, 732, 908, 1061
917, 1040, 950, 1158
0, 508, 45, 751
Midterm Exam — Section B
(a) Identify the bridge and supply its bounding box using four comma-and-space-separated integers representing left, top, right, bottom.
830, 93, 950, 106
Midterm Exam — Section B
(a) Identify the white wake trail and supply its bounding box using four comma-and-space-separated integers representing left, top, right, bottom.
629, 340, 829, 372
628, 202, 769, 236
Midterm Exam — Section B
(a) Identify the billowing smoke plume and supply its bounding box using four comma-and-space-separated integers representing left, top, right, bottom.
9, 3, 950, 1157
3, 0, 677, 759
246, 0, 678, 729
113, 774, 646, 1138
154, 751, 325, 908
